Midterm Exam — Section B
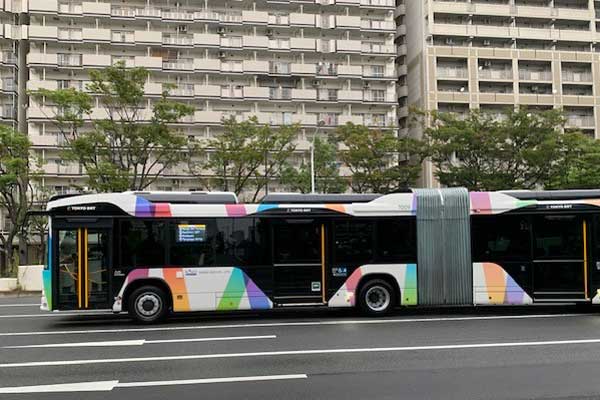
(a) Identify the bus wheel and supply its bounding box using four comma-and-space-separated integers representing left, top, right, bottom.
128, 285, 168, 324
358, 279, 395, 317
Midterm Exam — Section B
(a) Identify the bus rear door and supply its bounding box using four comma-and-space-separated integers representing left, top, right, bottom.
55, 221, 112, 310
532, 214, 590, 301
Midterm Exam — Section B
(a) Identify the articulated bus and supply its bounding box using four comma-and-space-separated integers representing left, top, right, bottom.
40, 189, 600, 323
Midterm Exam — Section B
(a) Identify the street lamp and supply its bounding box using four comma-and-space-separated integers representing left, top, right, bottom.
311, 120, 325, 194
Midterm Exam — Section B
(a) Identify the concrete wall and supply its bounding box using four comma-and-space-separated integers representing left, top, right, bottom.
0, 265, 43, 292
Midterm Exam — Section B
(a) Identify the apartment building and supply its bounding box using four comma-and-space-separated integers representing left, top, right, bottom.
0, 0, 403, 265
405, 0, 600, 187
20, 0, 399, 194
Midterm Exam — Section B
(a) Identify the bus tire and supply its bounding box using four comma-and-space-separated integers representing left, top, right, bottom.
358, 279, 395, 317
128, 285, 169, 324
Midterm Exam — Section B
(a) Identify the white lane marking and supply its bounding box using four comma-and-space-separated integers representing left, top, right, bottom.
0, 311, 111, 319
4, 340, 145, 349
0, 380, 118, 394
0, 313, 586, 337
3, 337, 600, 368
0, 304, 40, 308
116, 374, 308, 388
0, 374, 307, 393
4, 335, 277, 349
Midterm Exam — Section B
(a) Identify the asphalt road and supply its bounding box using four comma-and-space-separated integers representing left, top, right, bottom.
1, 297, 600, 399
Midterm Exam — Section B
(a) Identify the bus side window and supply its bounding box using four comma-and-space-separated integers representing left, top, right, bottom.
471, 216, 531, 262
169, 221, 215, 267
334, 220, 375, 264
120, 220, 167, 267
376, 219, 417, 262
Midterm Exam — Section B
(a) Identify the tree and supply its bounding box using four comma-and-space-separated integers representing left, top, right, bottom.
197, 117, 297, 201
30, 62, 194, 192
26, 186, 54, 265
420, 108, 567, 191
547, 131, 600, 190
280, 136, 346, 193
0, 128, 36, 276
335, 123, 426, 193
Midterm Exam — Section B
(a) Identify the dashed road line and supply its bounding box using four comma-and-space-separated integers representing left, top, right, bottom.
0, 374, 308, 393
2, 337, 600, 368
4, 335, 277, 349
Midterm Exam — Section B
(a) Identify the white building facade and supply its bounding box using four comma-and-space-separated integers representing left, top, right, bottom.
405, 0, 600, 187
22, 0, 399, 193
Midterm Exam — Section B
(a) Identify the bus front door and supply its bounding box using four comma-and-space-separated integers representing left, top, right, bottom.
532, 214, 590, 301
272, 220, 326, 305
56, 228, 111, 309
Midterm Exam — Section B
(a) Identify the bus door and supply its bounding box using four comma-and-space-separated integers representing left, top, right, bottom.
272, 219, 326, 305
56, 226, 111, 309
532, 214, 590, 301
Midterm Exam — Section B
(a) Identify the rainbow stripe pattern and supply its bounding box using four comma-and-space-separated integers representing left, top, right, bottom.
470, 192, 536, 215
472, 262, 532, 305
113, 267, 273, 313
328, 264, 417, 307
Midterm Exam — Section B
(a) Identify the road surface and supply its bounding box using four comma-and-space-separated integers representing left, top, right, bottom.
0, 296, 600, 399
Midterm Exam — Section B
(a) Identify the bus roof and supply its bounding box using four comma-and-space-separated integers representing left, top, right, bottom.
45, 189, 600, 219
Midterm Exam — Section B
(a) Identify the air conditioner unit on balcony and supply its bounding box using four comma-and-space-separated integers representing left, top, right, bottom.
217, 27, 226, 35
218, 51, 227, 58
266, 29, 274, 37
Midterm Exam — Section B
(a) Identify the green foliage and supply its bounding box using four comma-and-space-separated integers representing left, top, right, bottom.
280, 136, 346, 194
547, 131, 600, 190
197, 117, 298, 201
0, 128, 35, 275
420, 108, 567, 191
30, 62, 194, 192
335, 123, 425, 193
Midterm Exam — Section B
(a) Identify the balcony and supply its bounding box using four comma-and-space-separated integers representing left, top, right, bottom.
562, 71, 592, 83
361, 19, 394, 30
360, 0, 395, 7
58, 28, 82, 41
221, 37, 243, 48
437, 67, 468, 80
318, 113, 339, 126
268, 14, 290, 25
167, 83, 194, 97
163, 11, 194, 21
364, 114, 387, 127
363, 65, 386, 78
364, 90, 387, 102
162, 34, 193, 46
566, 115, 595, 128
269, 39, 291, 50
221, 86, 244, 98
519, 70, 552, 81
317, 89, 339, 102
479, 69, 513, 80
162, 59, 193, 71
111, 6, 135, 18
316, 63, 337, 76
362, 43, 395, 54
57, 54, 82, 67
269, 62, 291, 74
135, 7, 162, 18
269, 87, 292, 100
